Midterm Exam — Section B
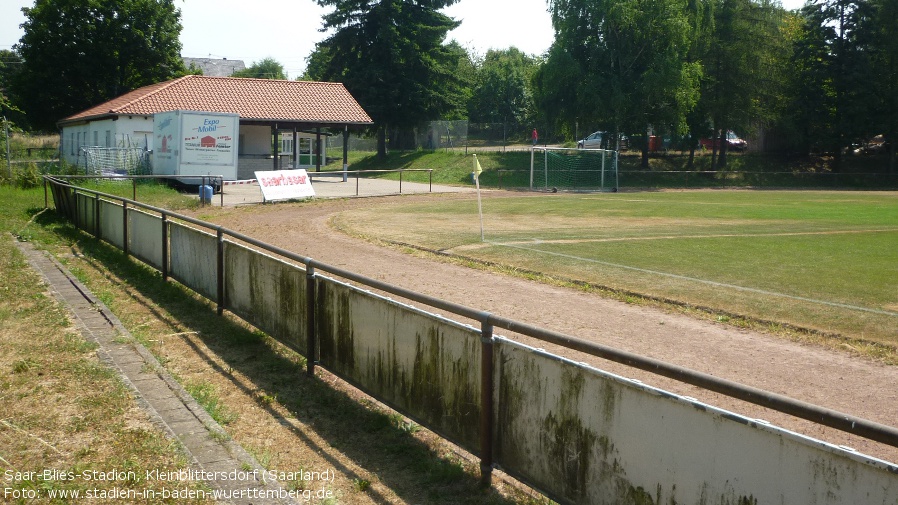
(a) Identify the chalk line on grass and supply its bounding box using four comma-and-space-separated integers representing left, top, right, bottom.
489, 240, 898, 318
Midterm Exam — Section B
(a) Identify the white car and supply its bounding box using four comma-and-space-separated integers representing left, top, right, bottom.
577, 131, 606, 149
577, 131, 628, 150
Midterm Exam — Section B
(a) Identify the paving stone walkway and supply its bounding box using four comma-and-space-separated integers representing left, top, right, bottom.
16, 239, 297, 505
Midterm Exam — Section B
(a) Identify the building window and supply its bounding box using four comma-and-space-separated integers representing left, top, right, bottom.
279, 136, 293, 155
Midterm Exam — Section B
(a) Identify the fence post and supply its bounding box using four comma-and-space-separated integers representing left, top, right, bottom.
216, 228, 224, 315
161, 214, 169, 282
480, 320, 495, 486
306, 264, 317, 377
121, 201, 129, 257
43, 179, 48, 209
94, 193, 100, 238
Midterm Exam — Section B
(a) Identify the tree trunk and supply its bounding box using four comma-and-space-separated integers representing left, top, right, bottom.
718, 131, 728, 169
377, 126, 387, 160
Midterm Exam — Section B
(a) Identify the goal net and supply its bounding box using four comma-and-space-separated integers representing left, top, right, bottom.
81, 146, 150, 176
530, 147, 619, 192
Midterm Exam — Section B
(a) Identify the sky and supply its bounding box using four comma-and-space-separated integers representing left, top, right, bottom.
2, 0, 804, 80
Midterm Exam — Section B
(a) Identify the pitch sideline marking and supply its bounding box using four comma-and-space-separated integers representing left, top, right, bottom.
489, 240, 898, 318
492, 227, 898, 247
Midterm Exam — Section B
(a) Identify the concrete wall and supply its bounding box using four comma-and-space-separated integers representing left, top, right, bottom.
223, 241, 307, 355
315, 278, 482, 453
98, 200, 125, 250
493, 337, 898, 504
169, 223, 218, 301
127, 208, 163, 270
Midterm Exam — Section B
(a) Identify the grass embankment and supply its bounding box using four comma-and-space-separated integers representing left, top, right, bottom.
341, 148, 897, 190
1, 181, 548, 503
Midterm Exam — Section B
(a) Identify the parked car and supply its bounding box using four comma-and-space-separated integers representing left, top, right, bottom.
853, 134, 890, 155
577, 131, 629, 150
699, 131, 747, 151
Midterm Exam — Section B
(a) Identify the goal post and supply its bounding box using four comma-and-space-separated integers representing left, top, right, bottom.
530, 147, 619, 192
81, 146, 151, 176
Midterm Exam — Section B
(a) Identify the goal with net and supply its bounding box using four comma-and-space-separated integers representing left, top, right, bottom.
530, 147, 619, 192
81, 146, 151, 176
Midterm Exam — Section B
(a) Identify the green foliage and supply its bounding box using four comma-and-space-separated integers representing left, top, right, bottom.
545, 0, 702, 166
13, 0, 187, 131
311, 0, 466, 156
697, 0, 788, 168
14, 162, 42, 189
232, 57, 288, 80
468, 48, 538, 126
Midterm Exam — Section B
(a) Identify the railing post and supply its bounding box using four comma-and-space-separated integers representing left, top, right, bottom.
429, 170, 432, 192
216, 228, 224, 315
399, 170, 403, 194
43, 178, 48, 209
122, 201, 129, 257
94, 193, 100, 238
161, 214, 169, 282
480, 319, 495, 487
132, 178, 136, 202
306, 264, 317, 377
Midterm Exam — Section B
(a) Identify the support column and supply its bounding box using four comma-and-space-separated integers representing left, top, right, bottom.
272, 126, 279, 170
315, 128, 322, 172
293, 126, 299, 169
343, 126, 349, 182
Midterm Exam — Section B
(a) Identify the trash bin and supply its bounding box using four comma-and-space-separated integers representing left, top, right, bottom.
199, 185, 213, 204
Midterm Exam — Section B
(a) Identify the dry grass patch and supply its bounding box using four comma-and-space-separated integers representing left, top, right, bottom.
0, 238, 210, 504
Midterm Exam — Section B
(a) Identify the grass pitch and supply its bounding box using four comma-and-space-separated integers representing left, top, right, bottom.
334, 190, 898, 345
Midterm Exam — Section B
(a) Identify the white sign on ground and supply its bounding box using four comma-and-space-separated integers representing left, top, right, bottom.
254, 170, 316, 202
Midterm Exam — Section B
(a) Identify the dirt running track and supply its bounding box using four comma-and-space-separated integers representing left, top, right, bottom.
196, 192, 898, 464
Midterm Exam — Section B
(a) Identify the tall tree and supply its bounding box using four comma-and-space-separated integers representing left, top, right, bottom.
548, 0, 702, 167
790, 0, 870, 169
699, 0, 787, 168
232, 58, 288, 80
13, 0, 186, 131
531, 44, 584, 140
865, 0, 898, 172
468, 47, 538, 132
0, 50, 24, 123
311, 0, 464, 157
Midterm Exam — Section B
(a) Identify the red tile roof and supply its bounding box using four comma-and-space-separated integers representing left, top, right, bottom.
59, 75, 373, 126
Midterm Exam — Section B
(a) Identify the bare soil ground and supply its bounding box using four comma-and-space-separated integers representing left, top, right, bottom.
192, 192, 898, 465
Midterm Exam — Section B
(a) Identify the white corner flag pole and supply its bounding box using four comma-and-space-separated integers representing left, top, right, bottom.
473, 154, 484, 242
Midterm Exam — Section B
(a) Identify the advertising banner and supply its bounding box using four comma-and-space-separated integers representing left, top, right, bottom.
254, 170, 316, 202
180, 114, 237, 165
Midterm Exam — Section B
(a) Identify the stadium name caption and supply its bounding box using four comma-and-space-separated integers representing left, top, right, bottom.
5, 467, 335, 484
4, 469, 137, 482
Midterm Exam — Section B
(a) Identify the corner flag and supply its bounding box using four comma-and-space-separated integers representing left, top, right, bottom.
473, 154, 484, 241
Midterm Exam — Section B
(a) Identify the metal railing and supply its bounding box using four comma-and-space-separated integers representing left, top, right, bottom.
309, 168, 434, 196
45, 174, 225, 207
